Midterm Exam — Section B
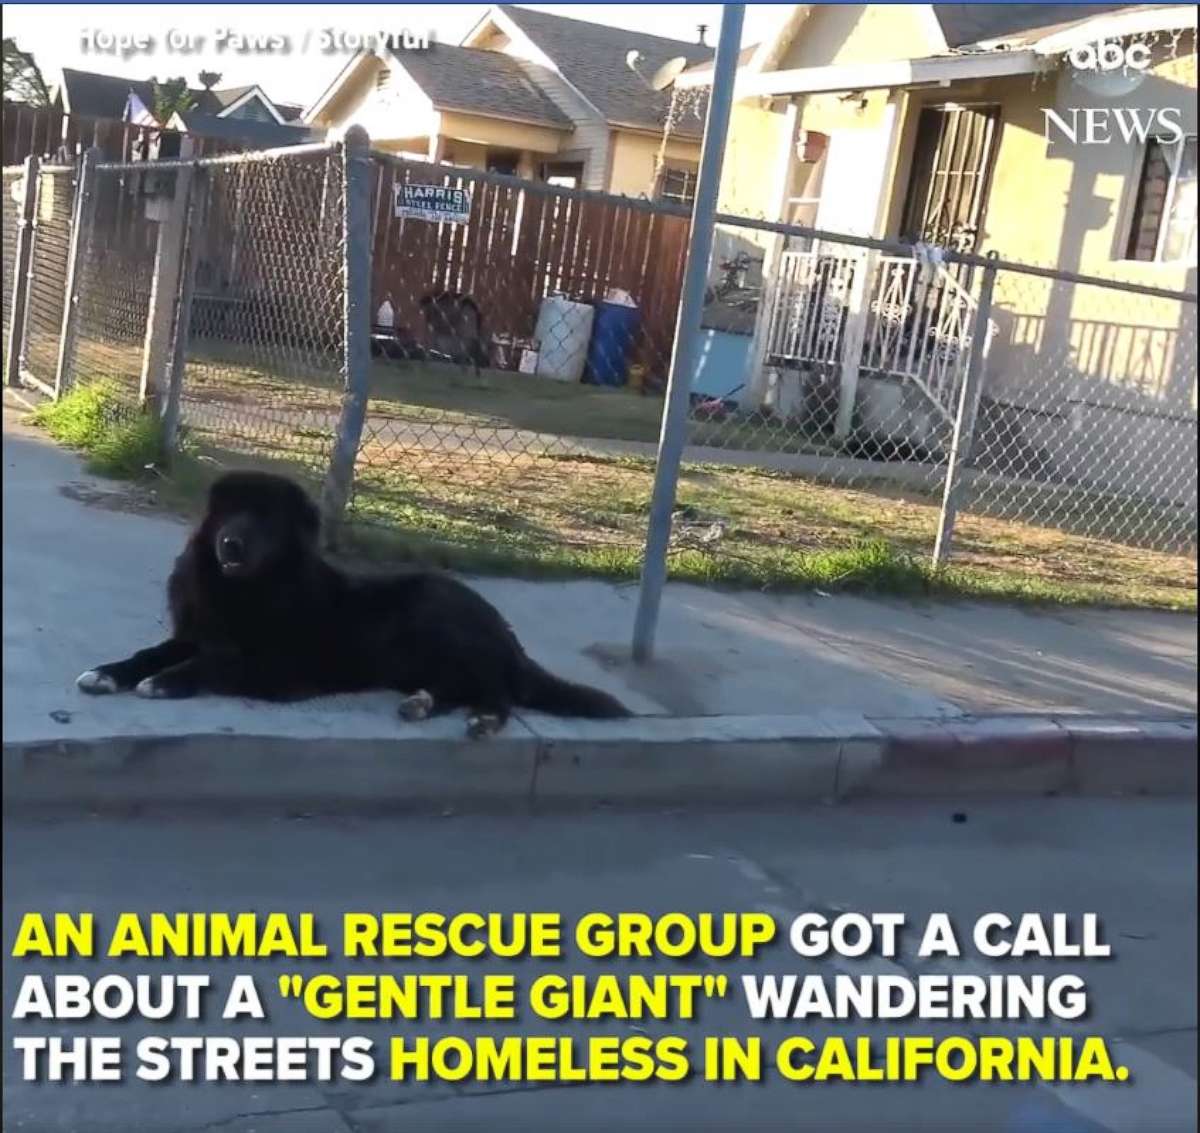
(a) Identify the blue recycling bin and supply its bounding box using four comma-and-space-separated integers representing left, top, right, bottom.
585, 300, 640, 386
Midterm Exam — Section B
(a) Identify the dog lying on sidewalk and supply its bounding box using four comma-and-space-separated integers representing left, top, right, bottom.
76, 471, 629, 737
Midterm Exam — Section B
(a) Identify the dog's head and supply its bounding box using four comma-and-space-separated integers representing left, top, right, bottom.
202, 472, 320, 580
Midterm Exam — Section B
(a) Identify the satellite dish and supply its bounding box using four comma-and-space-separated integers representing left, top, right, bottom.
649, 56, 689, 91
626, 50, 644, 71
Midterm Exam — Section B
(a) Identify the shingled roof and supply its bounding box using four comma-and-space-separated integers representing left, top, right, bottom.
932, 3, 1156, 49
392, 42, 573, 129
169, 111, 325, 147
56, 68, 289, 123
496, 4, 714, 134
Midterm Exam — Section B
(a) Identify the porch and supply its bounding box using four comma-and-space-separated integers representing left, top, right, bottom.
696, 243, 992, 459
369, 110, 577, 185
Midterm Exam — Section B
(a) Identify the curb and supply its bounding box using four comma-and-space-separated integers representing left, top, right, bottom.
3, 712, 1195, 813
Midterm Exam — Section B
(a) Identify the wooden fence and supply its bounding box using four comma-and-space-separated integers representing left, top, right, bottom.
3, 102, 170, 166
369, 156, 691, 382
2, 101, 255, 168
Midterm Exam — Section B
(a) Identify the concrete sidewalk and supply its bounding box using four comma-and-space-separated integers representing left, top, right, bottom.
4, 403, 1196, 807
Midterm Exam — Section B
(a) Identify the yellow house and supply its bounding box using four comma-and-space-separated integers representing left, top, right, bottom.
680, 3, 1196, 505
305, 5, 711, 199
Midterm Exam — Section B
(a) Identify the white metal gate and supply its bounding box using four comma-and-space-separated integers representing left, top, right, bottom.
763, 248, 983, 425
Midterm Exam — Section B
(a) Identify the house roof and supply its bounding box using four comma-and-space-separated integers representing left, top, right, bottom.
168, 111, 325, 147
677, 2, 1193, 95
56, 68, 288, 123
495, 4, 714, 133
392, 43, 574, 129
932, 4, 1167, 49
58, 68, 149, 118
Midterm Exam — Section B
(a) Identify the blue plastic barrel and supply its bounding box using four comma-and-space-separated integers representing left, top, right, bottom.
585, 300, 640, 386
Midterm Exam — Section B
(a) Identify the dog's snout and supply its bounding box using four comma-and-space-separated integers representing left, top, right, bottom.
220, 534, 245, 562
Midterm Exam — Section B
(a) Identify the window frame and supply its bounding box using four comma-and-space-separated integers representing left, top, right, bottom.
658, 165, 698, 208
1123, 133, 1198, 266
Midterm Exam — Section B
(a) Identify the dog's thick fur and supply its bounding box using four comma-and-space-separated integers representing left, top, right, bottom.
77, 472, 629, 735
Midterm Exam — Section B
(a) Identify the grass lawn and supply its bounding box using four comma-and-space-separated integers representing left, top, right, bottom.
183, 341, 835, 454
30, 369, 1199, 611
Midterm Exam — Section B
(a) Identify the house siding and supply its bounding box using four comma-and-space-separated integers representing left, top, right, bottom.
436, 111, 564, 155
313, 58, 438, 146
971, 46, 1196, 503
724, 7, 1196, 505
777, 3, 943, 69
224, 98, 275, 123
513, 59, 610, 190
608, 130, 701, 198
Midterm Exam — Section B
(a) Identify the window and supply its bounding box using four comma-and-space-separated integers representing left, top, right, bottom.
659, 166, 697, 207
541, 161, 583, 189
1125, 136, 1197, 263
486, 152, 519, 176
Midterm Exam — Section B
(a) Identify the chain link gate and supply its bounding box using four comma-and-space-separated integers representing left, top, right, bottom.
2, 166, 25, 383
21, 166, 76, 396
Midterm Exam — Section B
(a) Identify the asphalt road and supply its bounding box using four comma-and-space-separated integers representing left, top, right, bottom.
3, 798, 1196, 1132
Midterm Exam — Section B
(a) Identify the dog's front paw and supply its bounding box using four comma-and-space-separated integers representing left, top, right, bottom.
466, 713, 503, 739
135, 676, 191, 699
77, 669, 119, 695
399, 689, 435, 722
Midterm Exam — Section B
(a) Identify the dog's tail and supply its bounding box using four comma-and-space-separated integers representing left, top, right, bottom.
518, 658, 631, 718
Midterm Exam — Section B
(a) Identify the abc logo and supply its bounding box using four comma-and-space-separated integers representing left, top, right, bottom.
1067, 38, 1152, 73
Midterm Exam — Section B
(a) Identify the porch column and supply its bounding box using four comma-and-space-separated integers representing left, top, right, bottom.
745, 100, 800, 411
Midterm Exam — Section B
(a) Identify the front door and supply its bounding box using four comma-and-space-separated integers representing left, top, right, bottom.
900, 105, 999, 252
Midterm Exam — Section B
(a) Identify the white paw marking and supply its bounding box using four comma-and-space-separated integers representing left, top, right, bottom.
76, 670, 118, 694
399, 689, 434, 721
466, 713, 502, 739
135, 677, 170, 699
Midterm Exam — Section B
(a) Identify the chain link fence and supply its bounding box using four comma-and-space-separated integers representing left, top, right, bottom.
2, 166, 24, 382
344, 153, 685, 573
175, 148, 345, 482
64, 162, 163, 401
5, 133, 1196, 612
21, 166, 76, 394
650, 212, 1197, 597
965, 269, 1196, 553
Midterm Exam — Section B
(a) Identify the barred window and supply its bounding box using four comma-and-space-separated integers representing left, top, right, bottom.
659, 166, 697, 207
1125, 136, 1197, 263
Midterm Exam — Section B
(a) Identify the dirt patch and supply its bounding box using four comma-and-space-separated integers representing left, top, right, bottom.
58, 480, 181, 520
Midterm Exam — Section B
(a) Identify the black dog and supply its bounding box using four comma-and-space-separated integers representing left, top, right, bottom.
419, 291, 489, 374
77, 472, 630, 736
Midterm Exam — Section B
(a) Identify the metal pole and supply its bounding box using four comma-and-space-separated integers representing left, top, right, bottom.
319, 126, 372, 547
161, 168, 208, 458
140, 147, 195, 411
54, 146, 100, 398
932, 252, 999, 567
632, 3, 745, 663
5, 154, 39, 387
